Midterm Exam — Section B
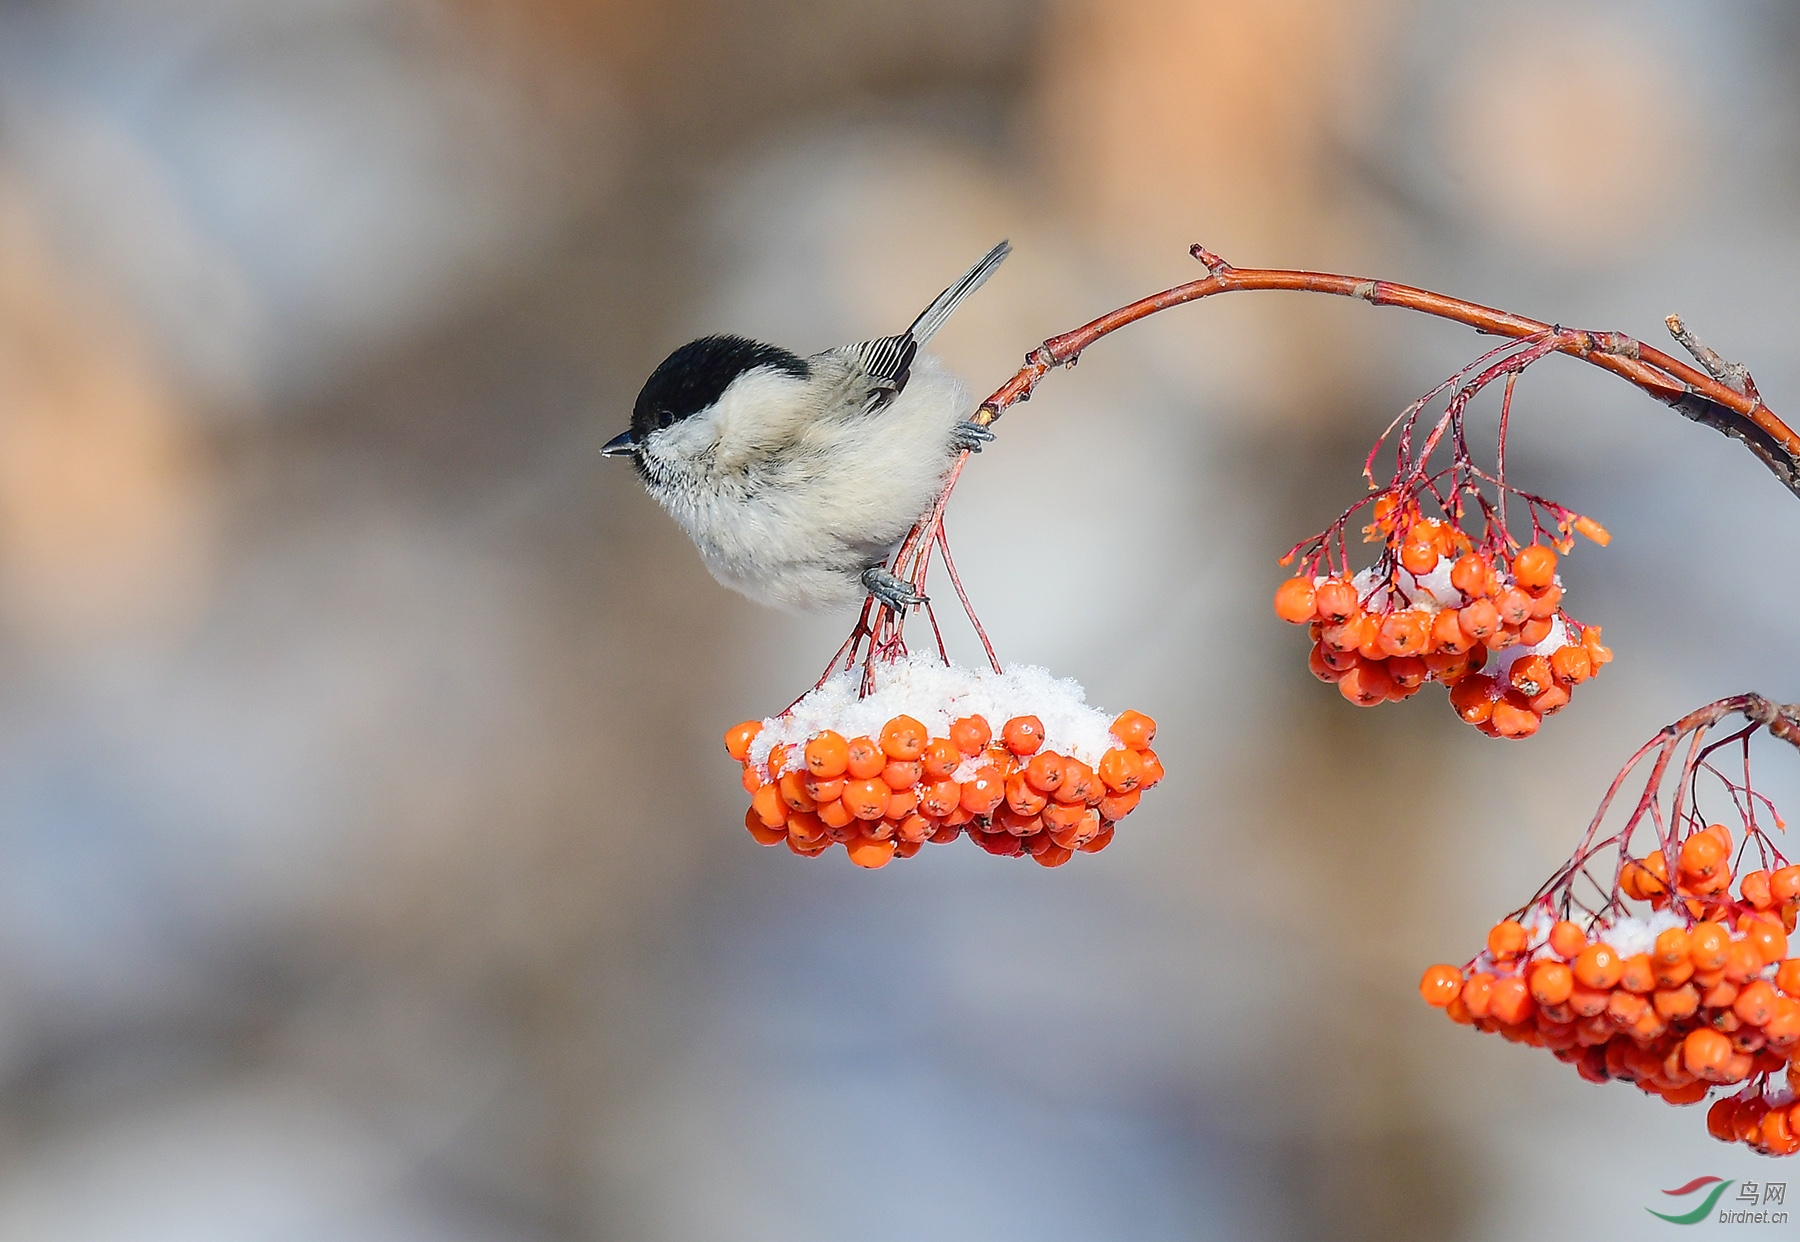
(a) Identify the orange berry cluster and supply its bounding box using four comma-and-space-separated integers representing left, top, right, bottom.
726, 710, 1162, 869
1275, 521, 1611, 738
1421, 838, 1800, 1156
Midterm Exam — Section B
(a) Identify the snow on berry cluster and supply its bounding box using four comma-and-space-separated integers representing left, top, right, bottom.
1421, 829, 1800, 1156
1274, 514, 1610, 738
725, 657, 1162, 868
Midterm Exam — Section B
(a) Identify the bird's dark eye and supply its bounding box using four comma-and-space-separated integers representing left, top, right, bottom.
657, 411, 673, 430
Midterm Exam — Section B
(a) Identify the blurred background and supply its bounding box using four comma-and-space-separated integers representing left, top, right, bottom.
0, 0, 1797, 1238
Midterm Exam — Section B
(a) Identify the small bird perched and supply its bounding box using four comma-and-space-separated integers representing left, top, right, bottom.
603, 241, 1011, 612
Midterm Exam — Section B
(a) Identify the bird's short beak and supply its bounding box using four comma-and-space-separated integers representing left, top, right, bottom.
601, 431, 637, 458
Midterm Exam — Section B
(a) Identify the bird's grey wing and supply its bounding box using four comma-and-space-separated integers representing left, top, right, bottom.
846, 240, 1010, 413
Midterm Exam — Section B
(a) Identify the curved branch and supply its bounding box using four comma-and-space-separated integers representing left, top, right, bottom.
971, 245, 1800, 499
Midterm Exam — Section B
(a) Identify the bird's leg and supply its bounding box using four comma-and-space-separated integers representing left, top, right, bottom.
951, 421, 995, 453
861, 565, 926, 612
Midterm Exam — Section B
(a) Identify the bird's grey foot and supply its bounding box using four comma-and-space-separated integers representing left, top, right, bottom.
861, 566, 926, 612
951, 421, 996, 453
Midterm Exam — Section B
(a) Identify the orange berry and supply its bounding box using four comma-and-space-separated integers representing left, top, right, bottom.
1567, 982, 1609, 1018
815, 797, 854, 829
1735, 980, 1778, 1027
1688, 922, 1730, 971
1098, 747, 1144, 793
744, 807, 787, 846
724, 720, 762, 761
778, 770, 817, 813
1680, 832, 1727, 879
1001, 716, 1045, 756
1776, 958, 1800, 996
895, 812, 936, 845
1023, 751, 1065, 793
1548, 645, 1592, 686
1493, 586, 1533, 627
1308, 644, 1343, 683
1054, 759, 1101, 805
1420, 964, 1464, 1007
741, 764, 765, 795
1111, 710, 1156, 749
1355, 615, 1387, 662
1491, 698, 1540, 739
1449, 673, 1497, 724
959, 767, 1006, 816
842, 778, 890, 821
804, 731, 850, 778
1337, 659, 1393, 707
785, 810, 826, 846
1707, 1097, 1739, 1141
1549, 920, 1587, 959
880, 760, 922, 791
1378, 610, 1431, 657
805, 774, 847, 803
1488, 976, 1535, 1025
1573, 942, 1623, 989
1005, 772, 1048, 817
1098, 788, 1141, 821
1487, 920, 1528, 959
1319, 616, 1364, 655
1460, 972, 1496, 1018
1028, 840, 1072, 867
1137, 748, 1165, 789
1430, 608, 1472, 655
1529, 960, 1574, 1006
1518, 616, 1554, 647
1078, 823, 1115, 854
1653, 927, 1690, 967
1528, 683, 1571, 716
1042, 799, 1088, 831
751, 784, 789, 829
1512, 544, 1557, 591
1741, 870, 1774, 910
845, 835, 897, 869
1619, 953, 1656, 994
995, 805, 1043, 837
1772, 865, 1800, 903
1724, 938, 1765, 984
919, 779, 962, 818
1653, 956, 1694, 989
1743, 916, 1786, 964
844, 737, 885, 780
1508, 654, 1553, 698
921, 737, 962, 780
1399, 541, 1438, 575
949, 715, 992, 757
1526, 584, 1563, 619
1450, 553, 1493, 598
1273, 578, 1318, 623
1654, 983, 1700, 1021
884, 787, 919, 820
1313, 578, 1359, 623
1457, 598, 1500, 640
1606, 989, 1648, 1026
879, 715, 928, 761
1387, 655, 1427, 689
1684, 1028, 1734, 1079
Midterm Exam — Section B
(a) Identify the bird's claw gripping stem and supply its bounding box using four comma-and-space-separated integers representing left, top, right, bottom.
862, 565, 925, 612
951, 421, 996, 453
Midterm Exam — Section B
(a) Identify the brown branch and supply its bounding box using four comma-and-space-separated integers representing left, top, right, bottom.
968, 245, 1800, 499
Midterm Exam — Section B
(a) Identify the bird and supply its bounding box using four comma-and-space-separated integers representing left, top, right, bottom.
602, 240, 1011, 612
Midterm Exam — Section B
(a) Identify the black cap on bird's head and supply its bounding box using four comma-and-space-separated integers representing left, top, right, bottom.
602, 335, 810, 460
